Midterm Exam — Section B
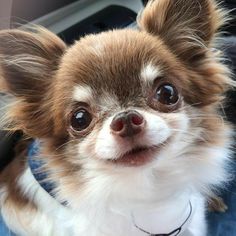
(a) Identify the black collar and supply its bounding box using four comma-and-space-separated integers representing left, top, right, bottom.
133, 201, 193, 236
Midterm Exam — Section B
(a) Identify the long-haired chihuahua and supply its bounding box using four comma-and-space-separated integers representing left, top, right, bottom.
0, 0, 234, 235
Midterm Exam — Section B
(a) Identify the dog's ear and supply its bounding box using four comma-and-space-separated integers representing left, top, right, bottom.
0, 26, 65, 95
0, 26, 66, 137
138, 0, 226, 63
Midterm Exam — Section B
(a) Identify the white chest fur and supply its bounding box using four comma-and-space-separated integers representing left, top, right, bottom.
131, 196, 194, 235
1, 167, 204, 236
66, 192, 198, 236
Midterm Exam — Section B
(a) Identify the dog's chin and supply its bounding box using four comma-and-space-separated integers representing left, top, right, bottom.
106, 144, 165, 167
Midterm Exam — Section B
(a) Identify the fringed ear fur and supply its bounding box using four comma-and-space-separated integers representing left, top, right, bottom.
0, 26, 66, 137
138, 0, 227, 63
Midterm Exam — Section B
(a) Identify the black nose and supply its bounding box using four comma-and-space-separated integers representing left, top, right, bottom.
110, 110, 145, 138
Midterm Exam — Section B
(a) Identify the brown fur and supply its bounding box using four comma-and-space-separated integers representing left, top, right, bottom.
0, 27, 66, 137
0, 139, 32, 207
208, 195, 228, 212
138, 0, 226, 62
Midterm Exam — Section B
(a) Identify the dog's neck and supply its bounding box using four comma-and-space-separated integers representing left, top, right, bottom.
27, 140, 195, 236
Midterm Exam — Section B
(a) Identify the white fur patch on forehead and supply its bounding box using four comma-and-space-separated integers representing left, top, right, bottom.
73, 85, 93, 102
141, 63, 162, 84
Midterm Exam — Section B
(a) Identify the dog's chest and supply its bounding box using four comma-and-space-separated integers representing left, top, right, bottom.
3, 166, 199, 236
68, 193, 195, 236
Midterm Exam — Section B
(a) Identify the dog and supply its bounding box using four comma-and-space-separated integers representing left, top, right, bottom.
0, 0, 234, 235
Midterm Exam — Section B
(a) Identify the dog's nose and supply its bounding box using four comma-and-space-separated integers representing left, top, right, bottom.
110, 110, 145, 137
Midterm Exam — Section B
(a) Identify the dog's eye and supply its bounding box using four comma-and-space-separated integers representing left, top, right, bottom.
70, 108, 92, 132
148, 82, 181, 112
155, 83, 179, 105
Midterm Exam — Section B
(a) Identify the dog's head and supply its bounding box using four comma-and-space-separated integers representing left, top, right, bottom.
0, 0, 233, 203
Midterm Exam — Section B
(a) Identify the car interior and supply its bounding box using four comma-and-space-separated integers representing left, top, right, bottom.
0, 0, 235, 235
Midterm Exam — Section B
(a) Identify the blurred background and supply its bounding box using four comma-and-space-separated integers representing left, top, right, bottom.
0, 0, 235, 42
0, 0, 143, 44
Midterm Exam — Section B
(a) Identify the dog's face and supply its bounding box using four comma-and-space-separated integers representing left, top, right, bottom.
57, 30, 188, 168
0, 0, 233, 202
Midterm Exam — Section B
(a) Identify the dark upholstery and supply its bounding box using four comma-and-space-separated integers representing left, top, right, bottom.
207, 160, 236, 236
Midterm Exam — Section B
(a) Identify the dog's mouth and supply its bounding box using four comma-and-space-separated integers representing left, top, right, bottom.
109, 144, 164, 167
